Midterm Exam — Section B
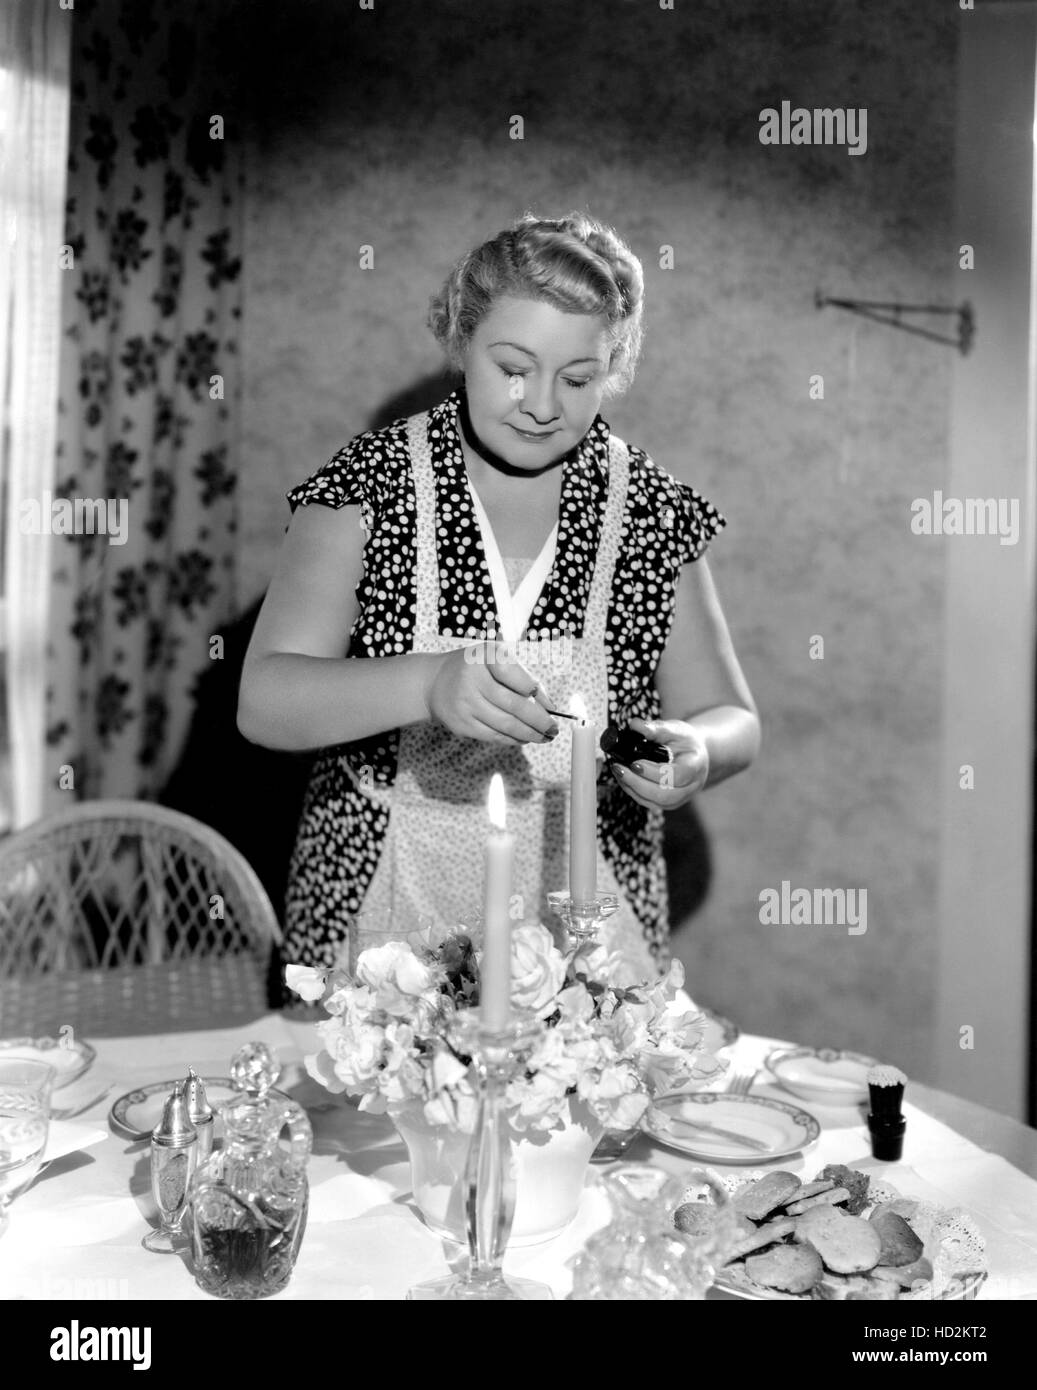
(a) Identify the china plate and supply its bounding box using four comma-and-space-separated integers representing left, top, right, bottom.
766, 1046, 877, 1106
0, 1035, 97, 1089
109, 1077, 237, 1141
645, 1093, 820, 1164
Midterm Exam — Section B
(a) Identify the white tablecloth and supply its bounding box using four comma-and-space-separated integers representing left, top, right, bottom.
3, 1015, 1036, 1300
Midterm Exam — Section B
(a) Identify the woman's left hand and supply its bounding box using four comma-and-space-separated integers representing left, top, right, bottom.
610, 717, 710, 809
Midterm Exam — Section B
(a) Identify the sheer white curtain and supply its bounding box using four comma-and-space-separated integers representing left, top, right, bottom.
0, 1, 71, 828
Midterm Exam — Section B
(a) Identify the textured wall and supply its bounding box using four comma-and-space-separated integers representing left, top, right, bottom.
236, 0, 958, 1079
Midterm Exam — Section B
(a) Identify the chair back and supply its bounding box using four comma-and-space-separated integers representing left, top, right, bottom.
0, 799, 281, 977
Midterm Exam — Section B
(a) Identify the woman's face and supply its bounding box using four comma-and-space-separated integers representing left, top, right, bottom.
461, 296, 612, 468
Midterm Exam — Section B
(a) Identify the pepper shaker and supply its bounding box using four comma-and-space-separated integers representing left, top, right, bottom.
185, 1068, 215, 1164
143, 1080, 198, 1253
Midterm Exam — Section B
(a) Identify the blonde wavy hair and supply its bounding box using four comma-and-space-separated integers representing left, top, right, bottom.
427, 211, 645, 397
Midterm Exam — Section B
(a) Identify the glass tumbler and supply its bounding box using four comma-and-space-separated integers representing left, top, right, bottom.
0, 1060, 56, 1237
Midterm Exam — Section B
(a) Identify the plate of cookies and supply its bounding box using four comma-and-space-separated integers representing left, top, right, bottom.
674, 1164, 987, 1301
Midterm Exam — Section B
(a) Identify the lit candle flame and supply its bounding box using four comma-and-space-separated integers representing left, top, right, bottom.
570, 692, 588, 724
488, 772, 507, 831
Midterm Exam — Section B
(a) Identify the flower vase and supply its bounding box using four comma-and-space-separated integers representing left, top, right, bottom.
393, 1095, 603, 1247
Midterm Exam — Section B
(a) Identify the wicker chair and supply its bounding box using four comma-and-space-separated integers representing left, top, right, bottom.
0, 800, 282, 1037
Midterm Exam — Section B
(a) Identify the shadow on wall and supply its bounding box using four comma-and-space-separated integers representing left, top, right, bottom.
160, 369, 713, 937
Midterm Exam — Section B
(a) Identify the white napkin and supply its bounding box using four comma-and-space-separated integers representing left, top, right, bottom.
44, 1119, 109, 1165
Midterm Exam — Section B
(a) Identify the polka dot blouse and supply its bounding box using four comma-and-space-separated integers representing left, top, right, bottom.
281, 388, 725, 970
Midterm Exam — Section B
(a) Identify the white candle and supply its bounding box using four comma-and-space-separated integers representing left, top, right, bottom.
569, 693, 598, 904
481, 773, 514, 1030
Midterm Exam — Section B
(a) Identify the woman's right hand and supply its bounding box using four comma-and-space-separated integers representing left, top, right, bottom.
424, 645, 560, 745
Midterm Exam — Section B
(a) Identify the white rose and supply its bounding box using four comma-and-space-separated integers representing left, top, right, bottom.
355, 942, 401, 990
356, 941, 437, 1016
357, 941, 433, 995
393, 949, 437, 997
284, 963, 326, 1002
508, 923, 567, 1017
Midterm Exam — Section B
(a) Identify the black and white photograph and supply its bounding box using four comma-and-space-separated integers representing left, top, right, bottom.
0, 0, 1035, 1335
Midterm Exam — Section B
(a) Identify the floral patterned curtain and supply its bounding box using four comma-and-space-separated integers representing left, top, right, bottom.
46, 0, 243, 807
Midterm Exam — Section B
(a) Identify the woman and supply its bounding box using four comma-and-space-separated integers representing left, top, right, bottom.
238, 211, 760, 984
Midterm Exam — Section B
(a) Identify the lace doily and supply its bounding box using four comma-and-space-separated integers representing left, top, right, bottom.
681, 1169, 987, 1301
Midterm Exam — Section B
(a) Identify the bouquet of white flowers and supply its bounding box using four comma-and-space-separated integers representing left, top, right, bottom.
286, 922, 724, 1136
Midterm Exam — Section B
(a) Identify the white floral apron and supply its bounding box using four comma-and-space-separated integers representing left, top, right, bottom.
346, 410, 656, 982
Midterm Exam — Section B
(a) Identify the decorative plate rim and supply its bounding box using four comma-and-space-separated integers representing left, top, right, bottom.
646, 1091, 821, 1163
108, 1075, 236, 1141
0, 1035, 97, 1089
714, 1265, 988, 1302
766, 1046, 878, 1100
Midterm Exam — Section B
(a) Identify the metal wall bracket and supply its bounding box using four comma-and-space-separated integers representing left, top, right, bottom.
815, 290, 974, 354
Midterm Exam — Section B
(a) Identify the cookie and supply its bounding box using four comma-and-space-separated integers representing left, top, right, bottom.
794, 1204, 882, 1273
733, 1171, 802, 1221
813, 1271, 896, 1301
786, 1187, 850, 1216
795, 1179, 836, 1202
745, 1243, 824, 1295
870, 1198, 919, 1224
870, 1209, 924, 1267
873, 1256, 934, 1290
674, 1203, 717, 1238
726, 1217, 796, 1262
816, 1164, 870, 1215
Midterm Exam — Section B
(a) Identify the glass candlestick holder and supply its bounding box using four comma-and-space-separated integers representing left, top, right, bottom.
408, 1011, 552, 1301
547, 890, 618, 946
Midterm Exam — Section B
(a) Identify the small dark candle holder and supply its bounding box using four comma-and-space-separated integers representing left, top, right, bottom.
866, 1064, 907, 1161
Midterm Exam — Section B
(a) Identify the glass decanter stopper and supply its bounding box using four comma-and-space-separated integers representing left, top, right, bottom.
187, 1042, 312, 1300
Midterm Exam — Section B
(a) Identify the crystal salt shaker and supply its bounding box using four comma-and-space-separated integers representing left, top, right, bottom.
187, 1042, 312, 1299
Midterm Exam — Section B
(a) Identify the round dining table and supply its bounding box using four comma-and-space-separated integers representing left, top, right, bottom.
2, 1008, 1036, 1302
